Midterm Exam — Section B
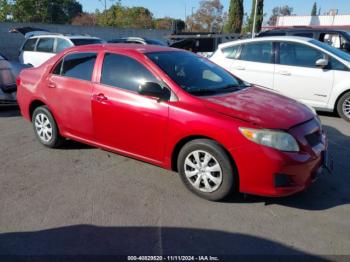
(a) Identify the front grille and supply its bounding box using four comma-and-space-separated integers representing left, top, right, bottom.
305, 131, 322, 147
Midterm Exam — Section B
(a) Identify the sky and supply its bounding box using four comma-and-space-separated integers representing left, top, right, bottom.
78, 0, 350, 22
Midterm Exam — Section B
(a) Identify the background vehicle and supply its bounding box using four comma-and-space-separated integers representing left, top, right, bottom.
0, 53, 31, 104
14, 28, 104, 67
108, 37, 167, 46
210, 36, 350, 122
17, 44, 327, 201
258, 28, 350, 53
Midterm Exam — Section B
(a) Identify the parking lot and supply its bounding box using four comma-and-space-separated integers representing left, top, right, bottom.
0, 105, 349, 257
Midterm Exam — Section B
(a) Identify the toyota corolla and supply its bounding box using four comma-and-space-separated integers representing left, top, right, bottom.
17, 44, 331, 201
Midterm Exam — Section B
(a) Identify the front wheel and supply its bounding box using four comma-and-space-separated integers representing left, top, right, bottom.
337, 91, 350, 122
177, 139, 236, 201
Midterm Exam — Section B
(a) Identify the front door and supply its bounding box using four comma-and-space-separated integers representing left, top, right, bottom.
92, 53, 169, 163
273, 41, 334, 108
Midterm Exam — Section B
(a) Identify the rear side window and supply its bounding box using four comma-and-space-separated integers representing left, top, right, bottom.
222, 45, 240, 59
56, 38, 72, 53
101, 53, 158, 92
293, 32, 313, 38
239, 42, 273, 63
53, 52, 97, 81
22, 38, 37, 51
36, 38, 54, 53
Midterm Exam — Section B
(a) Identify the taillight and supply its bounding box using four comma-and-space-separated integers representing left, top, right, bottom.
16, 77, 21, 87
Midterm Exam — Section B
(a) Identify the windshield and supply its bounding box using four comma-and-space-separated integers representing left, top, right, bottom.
71, 38, 103, 46
310, 39, 350, 62
146, 51, 249, 96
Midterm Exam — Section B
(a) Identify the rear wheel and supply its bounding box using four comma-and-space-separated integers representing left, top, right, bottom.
32, 106, 63, 148
177, 139, 235, 201
337, 91, 350, 122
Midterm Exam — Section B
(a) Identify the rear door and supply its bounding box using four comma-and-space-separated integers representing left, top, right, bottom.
45, 52, 97, 140
273, 41, 334, 108
230, 41, 275, 88
34, 37, 56, 67
19, 38, 38, 65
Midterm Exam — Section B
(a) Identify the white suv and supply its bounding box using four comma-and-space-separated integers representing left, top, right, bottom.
210, 36, 350, 121
19, 33, 103, 67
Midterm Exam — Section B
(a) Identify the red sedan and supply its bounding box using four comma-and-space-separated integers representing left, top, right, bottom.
17, 44, 330, 201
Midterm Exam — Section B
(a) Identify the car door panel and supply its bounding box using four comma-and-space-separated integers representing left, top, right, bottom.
274, 42, 334, 108
91, 52, 169, 163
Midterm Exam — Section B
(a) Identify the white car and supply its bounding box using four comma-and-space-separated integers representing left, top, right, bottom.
18, 31, 103, 67
210, 36, 350, 122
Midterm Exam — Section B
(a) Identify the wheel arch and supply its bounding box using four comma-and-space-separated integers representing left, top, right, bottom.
334, 89, 350, 113
171, 135, 240, 190
29, 99, 46, 120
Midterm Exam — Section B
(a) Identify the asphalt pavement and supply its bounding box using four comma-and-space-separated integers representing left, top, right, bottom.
0, 106, 349, 258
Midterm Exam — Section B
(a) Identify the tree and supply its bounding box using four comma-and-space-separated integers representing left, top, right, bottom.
267, 5, 293, 26
12, 0, 82, 23
246, 0, 264, 33
225, 0, 244, 33
311, 2, 317, 16
0, 0, 12, 21
186, 0, 225, 32
71, 13, 97, 26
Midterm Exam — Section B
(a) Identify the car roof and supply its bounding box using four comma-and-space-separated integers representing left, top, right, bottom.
64, 43, 178, 54
262, 28, 347, 33
218, 36, 313, 49
30, 34, 101, 40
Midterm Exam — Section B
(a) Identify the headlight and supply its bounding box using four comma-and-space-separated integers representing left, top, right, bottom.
239, 127, 299, 152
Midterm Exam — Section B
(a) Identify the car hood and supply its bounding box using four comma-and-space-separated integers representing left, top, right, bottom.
201, 86, 315, 130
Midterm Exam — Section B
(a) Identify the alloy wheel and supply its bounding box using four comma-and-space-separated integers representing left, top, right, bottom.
34, 113, 53, 142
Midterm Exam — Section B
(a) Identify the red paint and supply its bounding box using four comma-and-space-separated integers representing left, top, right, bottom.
17, 44, 327, 197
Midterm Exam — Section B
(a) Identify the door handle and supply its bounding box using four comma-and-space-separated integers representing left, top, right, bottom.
93, 93, 108, 103
48, 82, 56, 88
278, 71, 291, 76
235, 66, 245, 70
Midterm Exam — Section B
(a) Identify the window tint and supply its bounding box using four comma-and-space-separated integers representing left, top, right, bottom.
60, 52, 97, 81
52, 60, 63, 75
222, 45, 240, 59
36, 38, 54, 53
239, 42, 273, 63
23, 38, 37, 51
70, 39, 103, 46
260, 32, 285, 36
293, 32, 313, 38
101, 53, 158, 92
56, 38, 72, 53
329, 58, 349, 71
279, 42, 325, 67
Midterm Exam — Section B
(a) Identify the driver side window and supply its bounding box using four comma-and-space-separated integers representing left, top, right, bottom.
279, 42, 325, 68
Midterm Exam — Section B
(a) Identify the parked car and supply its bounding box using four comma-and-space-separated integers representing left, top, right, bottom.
17, 44, 331, 201
108, 37, 167, 46
257, 28, 350, 53
0, 53, 31, 104
12, 27, 104, 67
210, 36, 350, 122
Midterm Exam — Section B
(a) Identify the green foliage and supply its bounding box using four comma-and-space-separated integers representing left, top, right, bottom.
267, 5, 293, 26
246, 0, 264, 33
225, 0, 244, 33
0, 0, 12, 21
311, 2, 317, 16
11, 0, 82, 23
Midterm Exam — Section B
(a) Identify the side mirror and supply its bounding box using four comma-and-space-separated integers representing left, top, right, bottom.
341, 42, 350, 51
315, 58, 329, 68
138, 82, 171, 101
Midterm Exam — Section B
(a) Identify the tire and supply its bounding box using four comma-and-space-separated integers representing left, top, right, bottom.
32, 106, 63, 148
177, 139, 236, 201
337, 91, 350, 122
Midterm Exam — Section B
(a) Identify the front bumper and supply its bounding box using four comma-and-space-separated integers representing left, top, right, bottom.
231, 118, 330, 197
